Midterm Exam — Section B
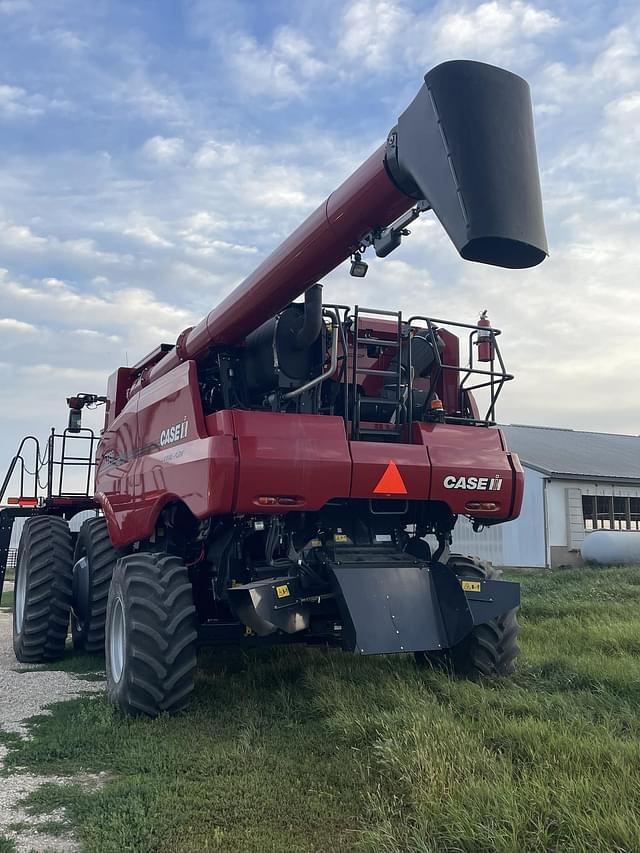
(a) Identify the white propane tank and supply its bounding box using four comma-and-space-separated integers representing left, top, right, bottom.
581, 530, 640, 565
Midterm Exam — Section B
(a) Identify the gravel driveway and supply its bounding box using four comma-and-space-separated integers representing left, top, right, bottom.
0, 606, 105, 852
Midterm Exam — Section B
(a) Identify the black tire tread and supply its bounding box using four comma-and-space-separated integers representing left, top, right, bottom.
106, 552, 197, 717
13, 516, 73, 662
417, 554, 520, 677
72, 517, 118, 654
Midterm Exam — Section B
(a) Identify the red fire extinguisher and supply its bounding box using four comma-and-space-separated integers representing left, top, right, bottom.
476, 310, 493, 363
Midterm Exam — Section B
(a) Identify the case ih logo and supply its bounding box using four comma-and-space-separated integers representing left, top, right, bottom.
443, 474, 503, 491
160, 419, 189, 447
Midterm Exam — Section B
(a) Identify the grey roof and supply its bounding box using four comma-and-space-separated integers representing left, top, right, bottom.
500, 424, 640, 483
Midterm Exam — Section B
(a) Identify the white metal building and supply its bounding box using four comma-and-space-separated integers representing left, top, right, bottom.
452, 424, 640, 568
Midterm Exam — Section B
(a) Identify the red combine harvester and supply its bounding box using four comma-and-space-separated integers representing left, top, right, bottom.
0, 60, 547, 717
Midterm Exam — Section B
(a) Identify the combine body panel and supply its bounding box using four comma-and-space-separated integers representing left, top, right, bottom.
98, 401, 524, 547
2, 59, 547, 718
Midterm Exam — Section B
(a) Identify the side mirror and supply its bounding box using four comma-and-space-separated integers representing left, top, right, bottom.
68, 407, 82, 433
66, 392, 108, 433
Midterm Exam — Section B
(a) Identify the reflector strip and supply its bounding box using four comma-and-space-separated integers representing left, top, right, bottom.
373, 461, 407, 495
7, 497, 38, 507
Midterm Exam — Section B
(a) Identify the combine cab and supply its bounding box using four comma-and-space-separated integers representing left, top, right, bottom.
1, 60, 547, 716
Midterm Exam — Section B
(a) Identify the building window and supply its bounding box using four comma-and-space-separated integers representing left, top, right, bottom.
583, 494, 640, 530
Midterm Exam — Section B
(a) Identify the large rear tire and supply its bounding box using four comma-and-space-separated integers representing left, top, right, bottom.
13, 515, 73, 662
416, 555, 519, 677
71, 517, 118, 654
105, 552, 197, 717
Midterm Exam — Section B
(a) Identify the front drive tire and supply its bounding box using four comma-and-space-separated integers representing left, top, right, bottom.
416, 555, 520, 677
71, 517, 118, 654
105, 552, 198, 717
13, 515, 73, 662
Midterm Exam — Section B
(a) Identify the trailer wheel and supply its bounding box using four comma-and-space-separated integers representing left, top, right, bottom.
416, 555, 519, 677
71, 517, 118, 654
13, 515, 73, 662
105, 552, 197, 717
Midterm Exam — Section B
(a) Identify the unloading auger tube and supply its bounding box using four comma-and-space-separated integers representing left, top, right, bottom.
134, 59, 547, 393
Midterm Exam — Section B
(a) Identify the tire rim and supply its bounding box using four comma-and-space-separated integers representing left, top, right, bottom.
15, 555, 27, 635
109, 597, 125, 683
71, 556, 89, 637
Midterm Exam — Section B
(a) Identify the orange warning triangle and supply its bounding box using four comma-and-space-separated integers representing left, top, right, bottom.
373, 461, 407, 495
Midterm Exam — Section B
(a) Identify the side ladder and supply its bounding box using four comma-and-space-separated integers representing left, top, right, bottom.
351, 307, 405, 441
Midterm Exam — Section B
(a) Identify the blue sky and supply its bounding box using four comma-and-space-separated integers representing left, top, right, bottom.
1, 0, 639, 466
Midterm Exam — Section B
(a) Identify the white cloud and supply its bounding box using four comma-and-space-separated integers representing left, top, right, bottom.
180, 232, 257, 257
608, 90, 640, 116
71, 328, 122, 343
0, 80, 72, 118
122, 223, 174, 248
114, 71, 188, 122
19, 363, 108, 382
537, 21, 640, 195
4, 275, 194, 341
334, 0, 562, 80
0, 317, 36, 332
338, 1, 412, 69
50, 28, 87, 52
192, 141, 241, 168
592, 25, 639, 87
0, 220, 47, 249
225, 26, 327, 99
141, 135, 185, 163
0, 219, 134, 266
433, 1, 561, 55
273, 26, 326, 79
183, 0, 565, 106
0, 0, 30, 13
0, 83, 44, 117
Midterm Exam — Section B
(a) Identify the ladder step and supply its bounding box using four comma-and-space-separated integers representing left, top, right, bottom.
356, 337, 400, 348
358, 426, 402, 435
356, 307, 401, 318
355, 368, 398, 377
358, 396, 400, 406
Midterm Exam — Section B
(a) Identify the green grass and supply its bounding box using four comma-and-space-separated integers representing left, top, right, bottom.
0, 590, 14, 611
0, 837, 16, 853
3, 565, 640, 852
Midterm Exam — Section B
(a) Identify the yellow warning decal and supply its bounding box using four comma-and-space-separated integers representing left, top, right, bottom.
334, 534, 349, 543
461, 580, 481, 593
275, 584, 290, 599
311, 538, 322, 547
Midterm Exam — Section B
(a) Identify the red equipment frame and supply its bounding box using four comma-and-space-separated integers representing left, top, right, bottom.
2, 60, 548, 677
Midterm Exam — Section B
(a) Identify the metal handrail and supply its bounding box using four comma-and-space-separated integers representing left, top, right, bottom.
1, 428, 99, 505
0, 436, 42, 504
407, 315, 514, 425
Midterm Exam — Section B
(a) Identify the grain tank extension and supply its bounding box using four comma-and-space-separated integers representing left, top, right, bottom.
1, 60, 547, 717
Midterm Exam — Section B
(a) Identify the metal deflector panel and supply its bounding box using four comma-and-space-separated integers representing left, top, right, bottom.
328, 562, 472, 654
